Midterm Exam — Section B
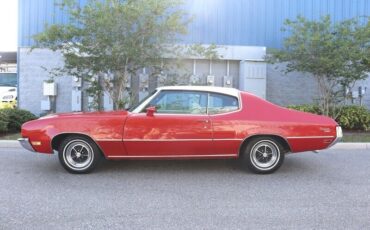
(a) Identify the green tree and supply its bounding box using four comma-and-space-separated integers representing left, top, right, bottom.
34, 0, 217, 110
268, 15, 370, 116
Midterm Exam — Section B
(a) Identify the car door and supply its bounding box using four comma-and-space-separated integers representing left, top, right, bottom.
123, 90, 214, 156
208, 93, 242, 155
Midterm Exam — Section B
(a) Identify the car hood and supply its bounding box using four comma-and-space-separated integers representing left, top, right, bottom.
39, 110, 129, 120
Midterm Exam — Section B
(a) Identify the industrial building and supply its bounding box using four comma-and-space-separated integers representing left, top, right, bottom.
18, 0, 370, 115
0, 52, 17, 108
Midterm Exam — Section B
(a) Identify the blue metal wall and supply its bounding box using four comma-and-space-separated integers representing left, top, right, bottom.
19, 0, 370, 48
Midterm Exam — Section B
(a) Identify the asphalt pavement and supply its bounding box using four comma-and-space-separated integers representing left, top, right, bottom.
0, 147, 369, 229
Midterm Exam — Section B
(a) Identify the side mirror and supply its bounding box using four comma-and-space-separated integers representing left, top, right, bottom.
146, 106, 156, 116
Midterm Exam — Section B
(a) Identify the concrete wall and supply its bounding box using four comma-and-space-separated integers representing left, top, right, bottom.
266, 63, 319, 106
18, 48, 370, 115
267, 63, 370, 108
19, 48, 73, 115
123, 59, 240, 107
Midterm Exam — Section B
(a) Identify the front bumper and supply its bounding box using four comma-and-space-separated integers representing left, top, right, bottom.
328, 126, 343, 148
18, 138, 35, 152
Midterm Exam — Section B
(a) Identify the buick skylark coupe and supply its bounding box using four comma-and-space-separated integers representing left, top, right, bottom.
19, 86, 342, 174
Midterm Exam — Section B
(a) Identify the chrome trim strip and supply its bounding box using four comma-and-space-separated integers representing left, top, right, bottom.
18, 138, 35, 152
237, 134, 293, 156
50, 132, 106, 155
108, 154, 238, 158
214, 139, 243, 141
131, 88, 243, 115
84, 138, 244, 142
123, 139, 212, 142
96, 139, 122, 142
121, 139, 243, 142
286, 136, 335, 139
328, 126, 343, 148
139, 113, 209, 117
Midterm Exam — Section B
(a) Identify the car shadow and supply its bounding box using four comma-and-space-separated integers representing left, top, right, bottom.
39, 153, 314, 175
96, 158, 242, 174
93, 154, 313, 175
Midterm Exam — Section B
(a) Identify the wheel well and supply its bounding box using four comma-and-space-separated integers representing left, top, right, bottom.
51, 133, 104, 155
239, 135, 291, 156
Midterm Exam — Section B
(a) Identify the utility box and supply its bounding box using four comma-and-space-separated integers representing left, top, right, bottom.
43, 82, 57, 96
223, 76, 233, 88
139, 73, 149, 92
239, 61, 266, 99
207, 75, 215, 86
103, 92, 114, 111
72, 76, 82, 88
71, 90, 82, 111
190, 75, 202, 85
124, 74, 131, 91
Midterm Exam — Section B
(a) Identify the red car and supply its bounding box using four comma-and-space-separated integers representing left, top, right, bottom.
19, 86, 342, 174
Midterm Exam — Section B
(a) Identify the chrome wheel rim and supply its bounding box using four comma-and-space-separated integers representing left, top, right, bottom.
63, 140, 94, 171
250, 140, 280, 170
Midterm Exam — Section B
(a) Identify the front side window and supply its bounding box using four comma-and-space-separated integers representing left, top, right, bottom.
148, 90, 208, 114
208, 93, 239, 114
129, 90, 157, 112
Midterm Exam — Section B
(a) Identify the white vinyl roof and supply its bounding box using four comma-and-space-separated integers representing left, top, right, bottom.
157, 86, 240, 98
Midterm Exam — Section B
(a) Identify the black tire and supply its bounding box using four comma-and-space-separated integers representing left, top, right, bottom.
240, 137, 285, 174
58, 135, 101, 174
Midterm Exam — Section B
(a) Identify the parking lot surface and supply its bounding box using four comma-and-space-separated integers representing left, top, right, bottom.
0, 147, 369, 229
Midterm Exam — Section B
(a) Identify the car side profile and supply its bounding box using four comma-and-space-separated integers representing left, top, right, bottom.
19, 86, 342, 174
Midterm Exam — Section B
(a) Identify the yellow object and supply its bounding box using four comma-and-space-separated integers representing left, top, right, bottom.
0, 100, 17, 109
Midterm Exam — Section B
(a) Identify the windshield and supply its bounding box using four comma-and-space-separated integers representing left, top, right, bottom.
128, 90, 157, 112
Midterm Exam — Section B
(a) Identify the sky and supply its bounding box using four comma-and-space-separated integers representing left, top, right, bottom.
0, 0, 18, 51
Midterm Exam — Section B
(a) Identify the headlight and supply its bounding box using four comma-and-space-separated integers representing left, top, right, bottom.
2, 95, 14, 100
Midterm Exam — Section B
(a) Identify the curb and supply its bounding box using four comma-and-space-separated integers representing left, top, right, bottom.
328, 143, 370, 150
0, 140, 21, 148
0, 140, 369, 150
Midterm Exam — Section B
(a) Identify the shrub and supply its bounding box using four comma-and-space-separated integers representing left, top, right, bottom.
287, 104, 322, 114
288, 104, 370, 131
0, 108, 37, 133
336, 106, 370, 131
0, 119, 8, 133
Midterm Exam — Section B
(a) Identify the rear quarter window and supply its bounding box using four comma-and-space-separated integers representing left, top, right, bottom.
208, 93, 239, 114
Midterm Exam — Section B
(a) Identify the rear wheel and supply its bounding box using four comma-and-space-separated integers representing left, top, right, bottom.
241, 137, 284, 174
58, 136, 101, 174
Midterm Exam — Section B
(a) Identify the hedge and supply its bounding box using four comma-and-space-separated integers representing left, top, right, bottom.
0, 108, 38, 134
288, 105, 370, 131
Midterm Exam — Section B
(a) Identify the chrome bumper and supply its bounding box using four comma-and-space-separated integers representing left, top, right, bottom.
328, 126, 343, 148
18, 138, 35, 152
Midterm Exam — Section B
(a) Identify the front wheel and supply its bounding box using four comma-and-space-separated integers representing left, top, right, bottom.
58, 136, 101, 174
241, 137, 284, 174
